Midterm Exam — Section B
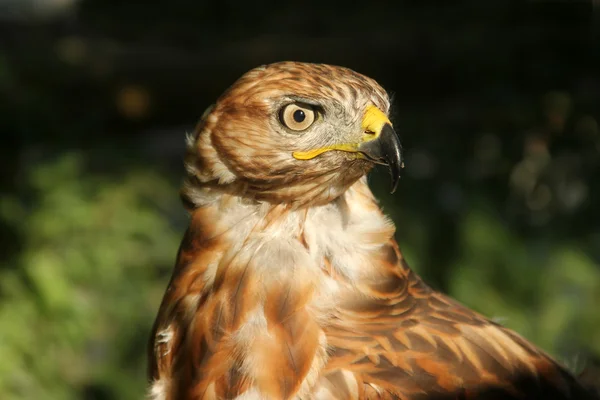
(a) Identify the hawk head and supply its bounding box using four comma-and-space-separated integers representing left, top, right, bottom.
183, 61, 403, 207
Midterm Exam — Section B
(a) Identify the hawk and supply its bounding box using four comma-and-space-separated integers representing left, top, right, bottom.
148, 62, 595, 399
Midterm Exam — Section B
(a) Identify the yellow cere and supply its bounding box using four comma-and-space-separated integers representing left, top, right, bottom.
361, 105, 391, 141
292, 105, 390, 160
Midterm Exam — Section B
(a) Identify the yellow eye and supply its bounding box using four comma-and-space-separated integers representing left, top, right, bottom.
279, 103, 317, 131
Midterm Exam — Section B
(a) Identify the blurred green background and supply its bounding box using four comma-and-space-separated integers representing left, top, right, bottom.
1, 1, 599, 398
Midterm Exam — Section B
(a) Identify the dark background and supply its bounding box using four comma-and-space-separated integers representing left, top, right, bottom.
1, 1, 599, 398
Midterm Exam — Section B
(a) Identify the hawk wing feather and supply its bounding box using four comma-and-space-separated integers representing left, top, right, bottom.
323, 240, 590, 399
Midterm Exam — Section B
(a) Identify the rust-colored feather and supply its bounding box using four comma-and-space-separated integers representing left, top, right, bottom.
148, 205, 325, 399
322, 241, 592, 399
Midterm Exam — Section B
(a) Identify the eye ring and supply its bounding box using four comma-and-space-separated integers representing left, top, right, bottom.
279, 103, 317, 131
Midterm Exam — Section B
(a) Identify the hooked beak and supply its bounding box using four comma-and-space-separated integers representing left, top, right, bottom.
357, 121, 403, 193
292, 105, 404, 193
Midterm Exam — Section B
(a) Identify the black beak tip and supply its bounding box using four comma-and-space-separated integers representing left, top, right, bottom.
390, 178, 399, 194
389, 161, 402, 194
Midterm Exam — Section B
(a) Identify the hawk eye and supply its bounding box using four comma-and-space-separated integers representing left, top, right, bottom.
279, 103, 316, 131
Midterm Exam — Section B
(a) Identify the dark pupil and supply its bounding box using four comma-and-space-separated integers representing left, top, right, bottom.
293, 109, 306, 123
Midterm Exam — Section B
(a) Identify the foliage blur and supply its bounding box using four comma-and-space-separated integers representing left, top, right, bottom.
1, 1, 599, 398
